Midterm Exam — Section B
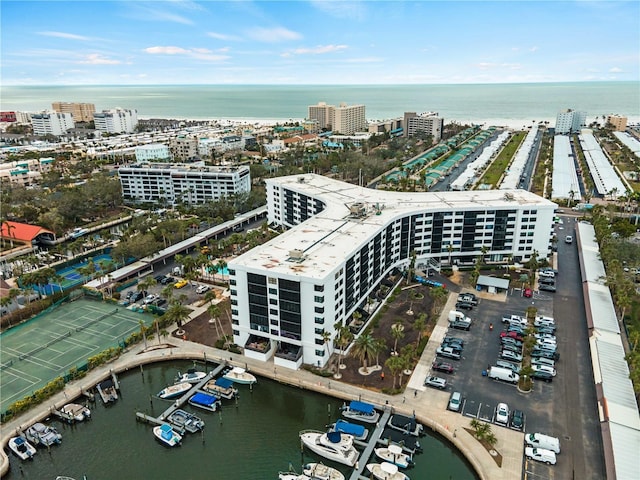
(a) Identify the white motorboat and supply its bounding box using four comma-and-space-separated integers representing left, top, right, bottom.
158, 382, 192, 400
223, 366, 257, 385
340, 401, 379, 424
299, 430, 358, 467
374, 445, 413, 469
167, 409, 205, 433
8, 436, 36, 460
153, 423, 182, 447
175, 368, 207, 384
303, 462, 345, 480
367, 462, 410, 480
203, 377, 238, 399
97, 379, 118, 404
60, 403, 91, 422
25, 422, 62, 447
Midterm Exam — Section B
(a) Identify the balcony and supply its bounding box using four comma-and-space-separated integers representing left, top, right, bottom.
275, 342, 303, 369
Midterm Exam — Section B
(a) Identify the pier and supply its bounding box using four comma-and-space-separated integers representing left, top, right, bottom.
349, 408, 392, 480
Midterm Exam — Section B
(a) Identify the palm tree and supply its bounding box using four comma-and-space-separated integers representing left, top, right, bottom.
207, 303, 221, 339
391, 321, 405, 354
373, 337, 386, 368
429, 286, 448, 316
334, 326, 353, 373
385, 355, 404, 389
414, 313, 427, 348
216, 259, 228, 281
350, 333, 377, 373
321, 330, 332, 365
165, 301, 191, 329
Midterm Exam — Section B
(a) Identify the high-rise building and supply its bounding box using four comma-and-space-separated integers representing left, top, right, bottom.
118, 164, 250, 206
31, 111, 75, 136
227, 174, 556, 369
0, 112, 17, 123
307, 102, 367, 134
93, 108, 138, 134
52, 102, 96, 123
135, 144, 171, 163
555, 109, 586, 134
606, 115, 627, 131
403, 112, 444, 141
170, 135, 199, 161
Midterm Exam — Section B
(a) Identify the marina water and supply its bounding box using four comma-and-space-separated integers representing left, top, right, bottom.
5, 360, 477, 480
1, 82, 637, 126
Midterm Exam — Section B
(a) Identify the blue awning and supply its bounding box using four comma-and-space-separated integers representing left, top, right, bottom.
334, 420, 366, 437
215, 377, 234, 389
190, 392, 218, 406
348, 401, 375, 414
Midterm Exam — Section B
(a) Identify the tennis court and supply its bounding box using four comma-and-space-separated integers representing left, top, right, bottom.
48, 253, 117, 293
0, 297, 154, 413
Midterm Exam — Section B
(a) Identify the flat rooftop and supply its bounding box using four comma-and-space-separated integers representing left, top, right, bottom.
230, 174, 556, 279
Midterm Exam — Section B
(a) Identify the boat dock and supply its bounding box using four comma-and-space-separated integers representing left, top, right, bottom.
135, 363, 225, 431
349, 408, 392, 480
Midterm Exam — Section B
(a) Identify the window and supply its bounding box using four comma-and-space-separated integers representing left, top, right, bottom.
270, 308, 278, 315
233, 329, 239, 336
315, 338, 324, 346
314, 285, 324, 292
230, 289, 237, 296
268, 277, 277, 285
315, 350, 325, 357
315, 328, 324, 335
314, 317, 324, 324
314, 296, 324, 303
269, 298, 278, 305
314, 306, 325, 314
269, 288, 277, 295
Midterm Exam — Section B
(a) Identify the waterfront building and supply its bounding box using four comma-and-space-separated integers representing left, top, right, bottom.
170, 135, 199, 162
555, 109, 586, 134
15, 112, 32, 124
228, 174, 556, 369
94, 108, 138, 134
368, 118, 403, 135
403, 112, 444, 141
606, 115, 627, 131
0, 157, 55, 187
135, 144, 171, 163
118, 163, 250, 206
307, 102, 367, 135
52, 102, 96, 123
0, 112, 17, 123
30, 111, 75, 136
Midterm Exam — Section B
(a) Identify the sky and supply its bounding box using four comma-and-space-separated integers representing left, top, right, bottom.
1, 0, 639, 85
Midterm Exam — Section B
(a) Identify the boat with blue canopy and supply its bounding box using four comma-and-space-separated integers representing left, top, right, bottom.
329, 419, 369, 440
341, 401, 380, 424
203, 377, 238, 400
188, 392, 221, 412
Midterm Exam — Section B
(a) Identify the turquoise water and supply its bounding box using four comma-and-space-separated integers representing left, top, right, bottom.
1, 83, 637, 125
4, 360, 478, 480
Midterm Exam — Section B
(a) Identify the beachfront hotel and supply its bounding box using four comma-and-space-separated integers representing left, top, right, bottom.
555, 109, 586, 134
30, 111, 75, 136
51, 102, 96, 123
94, 108, 138, 134
117, 163, 250, 206
307, 102, 367, 135
228, 174, 557, 370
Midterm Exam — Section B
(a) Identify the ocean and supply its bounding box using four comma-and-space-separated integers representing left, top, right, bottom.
1, 82, 638, 128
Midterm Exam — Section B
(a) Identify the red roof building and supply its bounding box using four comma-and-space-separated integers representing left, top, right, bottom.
0, 221, 56, 244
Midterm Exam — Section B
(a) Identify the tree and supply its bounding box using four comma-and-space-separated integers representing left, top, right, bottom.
373, 337, 386, 368
321, 329, 332, 363
350, 333, 377, 373
385, 355, 404, 389
414, 313, 427, 348
391, 321, 405, 354
207, 303, 222, 339
429, 286, 448, 316
334, 325, 353, 374
165, 302, 191, 329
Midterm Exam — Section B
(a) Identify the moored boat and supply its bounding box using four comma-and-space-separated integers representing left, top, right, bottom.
188, 392, 221, 412
97, 379, 118, 404
387, 414, 423, 437
299, 430, 358, 467
341, 401, 379, 424
158, 382, 192, 400
8, 436, 36, 460
328, 419, 368, 441
203, 377, 239, 399
223, 366, 257, 385
303, 462, 345, 480
167, 409, 205, 433
60, 403, 91, 422
380, 428, 422, 455
374, 445, 413, 469
175, 368, 207, 384
367, 462, 410, 480
25, 422, 62, 447
153, 423, 182, 447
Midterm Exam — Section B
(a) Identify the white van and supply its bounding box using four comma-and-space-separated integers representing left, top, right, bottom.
525, 432, 561, 453
488, 366, 520, 384
525, 447, 557, 465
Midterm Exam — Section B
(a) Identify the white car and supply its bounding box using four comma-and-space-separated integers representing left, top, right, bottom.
495, 403, 509, 425
531, 357, 556, 369
537, 337, 557, 348
500, 349, 523, 362
534, 333, 556, 341
424, 376, 447, 389
531, 364, 557, 377
196, 284, 211, 294
538, 270, 555, 278
525, 447, 557, 465
143, 294, 158, 305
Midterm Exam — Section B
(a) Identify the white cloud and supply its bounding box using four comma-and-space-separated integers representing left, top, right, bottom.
144, 46, 229, 62
207, 32, 241, 41
123, 4, 194, 25
37, 31, 92, 41
310, 0, 366, 20
476, 62, 522, 70
609, 67, 623, 73
79, 53, 121, 65
529, 46, 539, 53
246, 27, 302, 43
285, 45, 348, 56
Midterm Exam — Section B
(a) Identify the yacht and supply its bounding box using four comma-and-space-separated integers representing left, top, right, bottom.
278, 463, 344, 480
387, 414, 424, 437
299, 430, 358, 467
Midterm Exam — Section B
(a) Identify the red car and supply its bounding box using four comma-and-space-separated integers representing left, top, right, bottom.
523, 288, 533, 298
432, 361, 455, 374
500, 330, 524, 341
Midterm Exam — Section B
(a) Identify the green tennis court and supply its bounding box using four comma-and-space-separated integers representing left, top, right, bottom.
0, 298, 155, 413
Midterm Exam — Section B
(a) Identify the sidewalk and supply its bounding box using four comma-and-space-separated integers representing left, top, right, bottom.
0, 305, 524, 480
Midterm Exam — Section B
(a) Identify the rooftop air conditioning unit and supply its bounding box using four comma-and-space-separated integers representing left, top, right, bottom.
289, 249, 305, 261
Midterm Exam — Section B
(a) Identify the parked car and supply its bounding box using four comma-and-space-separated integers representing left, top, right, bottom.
500, 337, 523, 349
160, 276, 175, 285
436, 346, 461, 360
539, 276, 555, 285
525, 433, 561, 453
424, 376, 447, 389
442, 338, 464, 351
539, 270, 556, 278
531, 349, 560, 361
500, 349, 523, 362
525, 447, 557, 465
510, 409, 525, 431
143, 294, 159, 305
539, 284, 556, 292
449, 320, 470, 331
448, 391, 462, 412
153, 274, 165, 283
495, 359, 520, 372
501, 330, 524, 341
500, 343, 523, 355
174, 279, 188, 289
531, 370, 554, 383
443, 336, 466, 346
495, 403, 510, 425
531, 364, 557, 377
458, 293, 478, 305
432, 361, 455, 374
531, 357, 555, 368
455, 301, 474, 310
523, 288, 533, 298
131, 291, 145, 303
537, 325, 557, 335
196, 284, 211, 294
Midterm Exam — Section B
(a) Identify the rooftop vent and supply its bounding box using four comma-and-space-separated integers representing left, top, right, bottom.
288, 249, 305, 262
503, 192, 515, 201
349, 202, 367, 217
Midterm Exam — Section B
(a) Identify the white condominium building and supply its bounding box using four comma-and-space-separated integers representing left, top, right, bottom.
94, 108, 138, 134
228, 174, 556, 370
31, 111, 75, 136
308, 102, 367, 134
555, 109, 586, 134
403, 112, 444, 141
52, 102, 96, 122
135, 144, 171, 163
118, 164, 250, 206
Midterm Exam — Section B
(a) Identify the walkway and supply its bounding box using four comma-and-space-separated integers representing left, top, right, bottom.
0, 300, 524, 480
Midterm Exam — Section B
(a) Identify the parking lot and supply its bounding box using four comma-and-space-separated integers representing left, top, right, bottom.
423, 216, 605, 479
